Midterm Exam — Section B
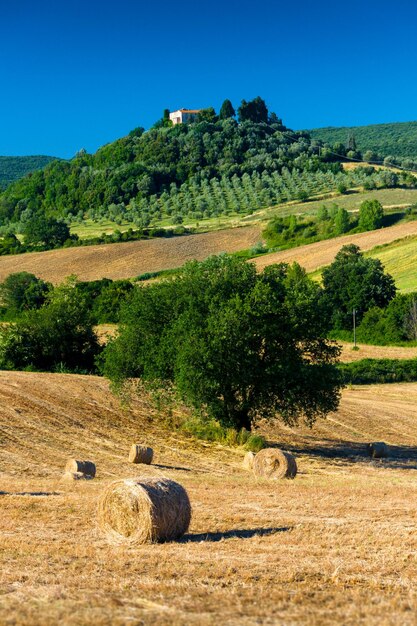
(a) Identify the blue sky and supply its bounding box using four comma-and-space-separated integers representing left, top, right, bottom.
1, 0, 417, 158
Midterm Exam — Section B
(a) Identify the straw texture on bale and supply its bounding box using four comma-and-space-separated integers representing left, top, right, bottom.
252, 448, 297, 479
65, 459, 96, 478
243, 451, 256, 470
97, 477, 191, 544
367, 442, 389, 459
128, 444, 153, 464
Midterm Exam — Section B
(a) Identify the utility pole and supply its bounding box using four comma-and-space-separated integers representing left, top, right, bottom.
353, 308, 357, 348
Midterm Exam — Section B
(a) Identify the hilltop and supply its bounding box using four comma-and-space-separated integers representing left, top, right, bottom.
0, 155, 58, 189
309, 120, 417, 161
2, 370, 417, 624
2, 97, 412, 252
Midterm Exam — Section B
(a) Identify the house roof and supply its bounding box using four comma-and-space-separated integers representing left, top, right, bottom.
177, 109, 202, 114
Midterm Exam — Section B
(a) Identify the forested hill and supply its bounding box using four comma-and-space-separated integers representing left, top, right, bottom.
0, 155, 58, 189
0, 98, 414, 243
309, 121, 417, 161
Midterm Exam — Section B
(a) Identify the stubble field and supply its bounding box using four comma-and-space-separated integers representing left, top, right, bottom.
0, 226, 261, 284
1, 371, 417, 625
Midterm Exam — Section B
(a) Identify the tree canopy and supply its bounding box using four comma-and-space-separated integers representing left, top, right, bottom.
238, 96, 269, 123
219, 99, 235, 120
102, 255, 342, 430
0, 272, 51, 315
322, 244, 396, 329
358, 199, 384, 231
0, 277, 100, 372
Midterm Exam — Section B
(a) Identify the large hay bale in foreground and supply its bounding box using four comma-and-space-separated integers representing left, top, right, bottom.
128, 444, 153, 464
252, 448, 297, 479
367, 442, 388, 459
97, 478, 191, 544
65, 459, 96, 478
243, 451, 256, 470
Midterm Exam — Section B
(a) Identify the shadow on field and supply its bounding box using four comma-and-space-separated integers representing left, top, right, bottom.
0, 491, 61, 496
181, 527, 291, 543
283, 439, 417, 470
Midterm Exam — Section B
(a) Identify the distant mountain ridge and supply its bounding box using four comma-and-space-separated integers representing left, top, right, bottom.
308, 121, 417, 160
0, 155, 59, 189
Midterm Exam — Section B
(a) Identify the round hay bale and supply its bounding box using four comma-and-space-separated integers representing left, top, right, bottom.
65, 459, 96, 478
367, 442, 388, 459
242, 451, 256, 470
97, 477, 191, 545
252, 448, 297, 479
128, 444, 153, 465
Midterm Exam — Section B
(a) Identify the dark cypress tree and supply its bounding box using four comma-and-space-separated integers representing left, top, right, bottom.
219, 99, 236, 120
238, 96, 268, 123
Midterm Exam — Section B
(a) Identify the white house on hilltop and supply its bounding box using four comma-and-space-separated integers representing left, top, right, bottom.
169, 108, 202, 125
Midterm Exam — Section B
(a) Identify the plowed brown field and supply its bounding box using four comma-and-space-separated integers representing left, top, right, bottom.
0, 226, 261, 284
2, 371, 417, 625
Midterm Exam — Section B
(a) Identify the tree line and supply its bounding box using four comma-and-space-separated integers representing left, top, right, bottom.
0, 246, 413, 431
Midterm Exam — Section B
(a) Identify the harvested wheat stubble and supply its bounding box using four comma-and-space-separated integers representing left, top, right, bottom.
243, 451, 256, 470
128, 444, 153, 464
62, 471, 93, 481
253, 448, 297, 479
64, 459, 96, 478
367, 442, 389, 459
97, 477, 191, 545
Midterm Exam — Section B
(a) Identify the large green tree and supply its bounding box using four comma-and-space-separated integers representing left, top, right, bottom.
0, 272, 51, 315
23, 215, 71, 248
322, 244, 396, 329
102, 255, 342, 430
358, 199, 384, 231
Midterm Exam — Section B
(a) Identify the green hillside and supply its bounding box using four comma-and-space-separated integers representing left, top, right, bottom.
0, 98, 416, 255
309, 121, 417, 161
0, 155, 58, 189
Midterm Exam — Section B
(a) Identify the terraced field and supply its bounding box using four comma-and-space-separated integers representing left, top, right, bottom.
1, 371, 417, 625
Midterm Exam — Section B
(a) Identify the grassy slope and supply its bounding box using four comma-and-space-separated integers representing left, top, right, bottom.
70, 187, 417, 239
1, 370, 417, 625
308, 235, 417, 293
308, 120, 417, 159
0, 155, 58, 188
366, 236, 417, 292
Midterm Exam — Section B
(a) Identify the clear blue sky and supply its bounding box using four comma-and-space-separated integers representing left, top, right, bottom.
2, 0, 417, 158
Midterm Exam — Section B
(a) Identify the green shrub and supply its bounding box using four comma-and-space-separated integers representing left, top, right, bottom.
339, 358, 417, 384
180, 417, 265, 451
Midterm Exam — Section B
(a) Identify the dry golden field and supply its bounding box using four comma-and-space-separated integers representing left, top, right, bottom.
254, 220, 417, 273
0, 226, 261, 284
1, 371, 417, 625
339, 341, 417, 362
2, 220, 417, 285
